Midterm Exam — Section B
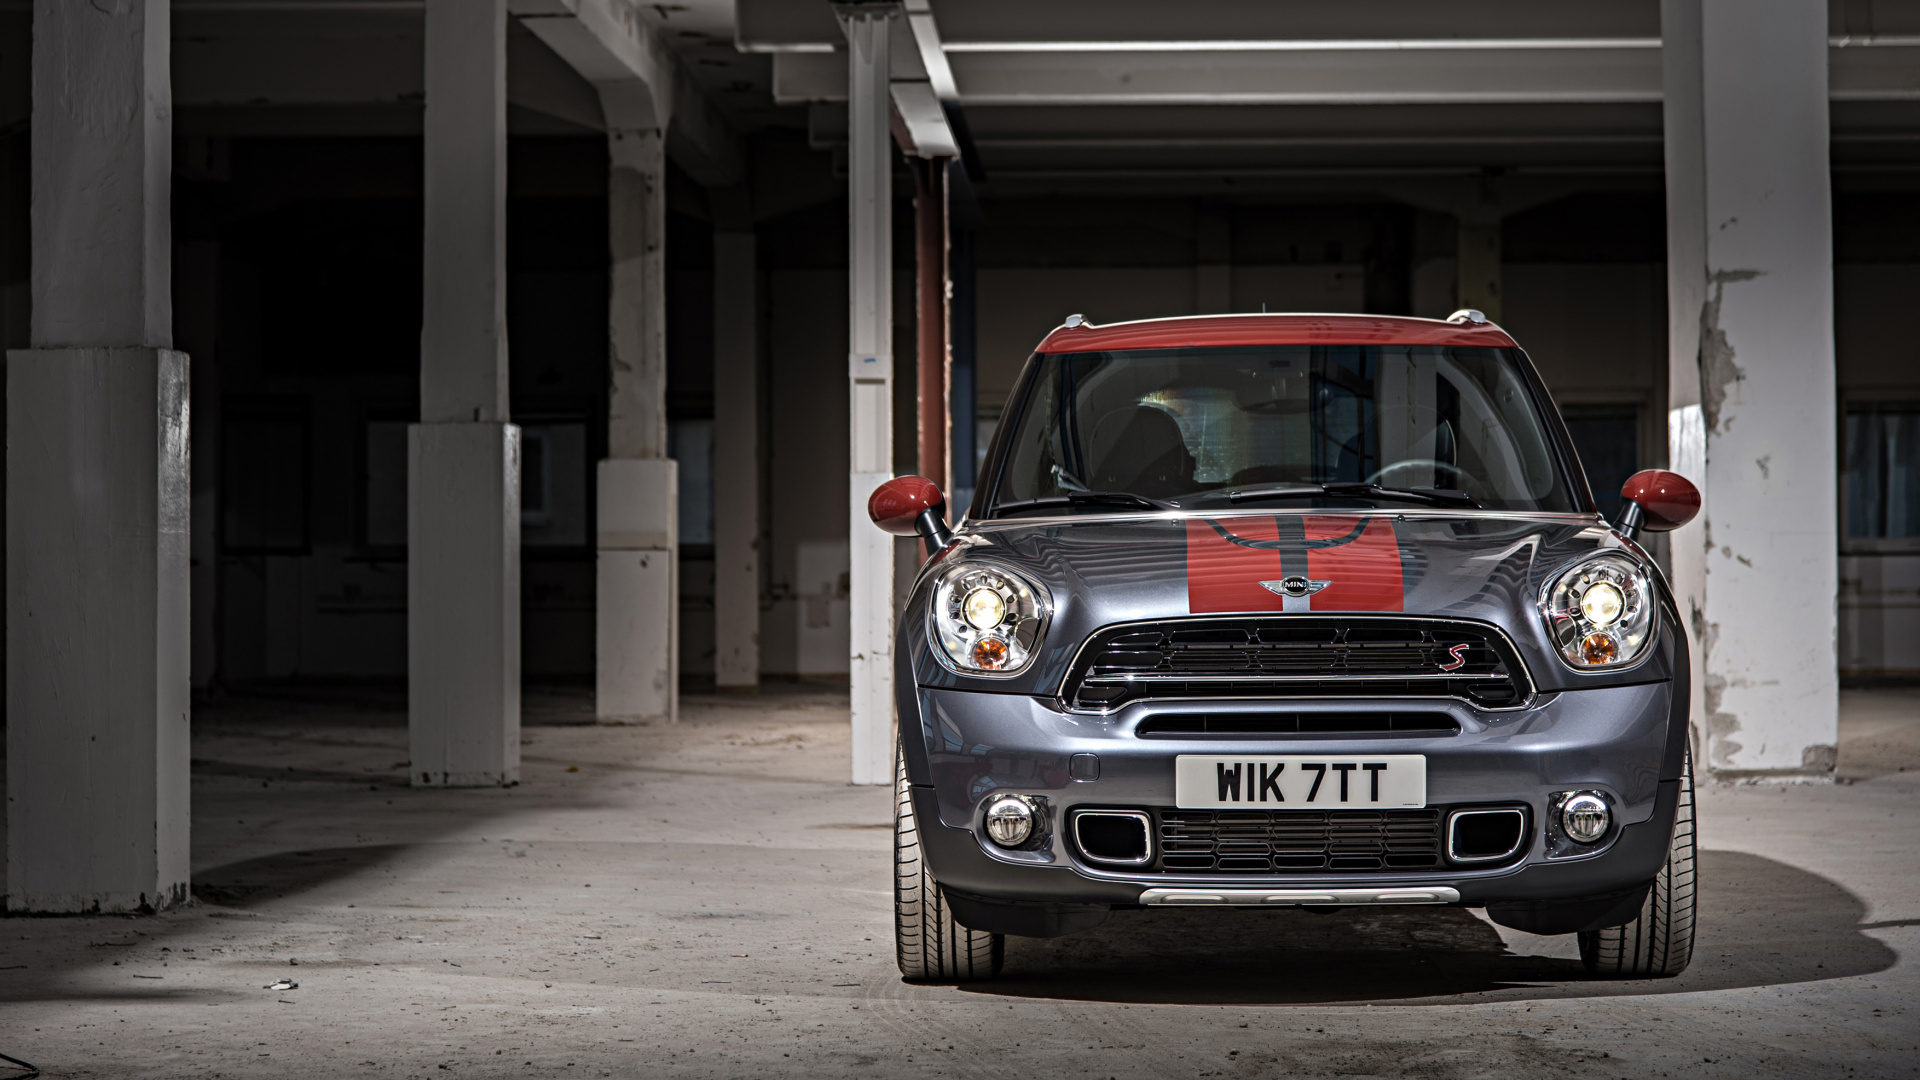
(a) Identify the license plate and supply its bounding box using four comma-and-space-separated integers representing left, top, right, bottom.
1174, 755, 1427, 809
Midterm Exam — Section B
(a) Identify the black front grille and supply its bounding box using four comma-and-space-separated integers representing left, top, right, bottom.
1134, 712, 1460, 737
1064, 617, 1529, 710
1155, 808, 1442, 873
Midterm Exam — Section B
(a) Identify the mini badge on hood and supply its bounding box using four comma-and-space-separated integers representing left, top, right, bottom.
1261, 576, 1330, 598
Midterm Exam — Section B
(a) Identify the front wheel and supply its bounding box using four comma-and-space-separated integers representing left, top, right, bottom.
895, 748, 1003, 981
1578, 747, 1697, 977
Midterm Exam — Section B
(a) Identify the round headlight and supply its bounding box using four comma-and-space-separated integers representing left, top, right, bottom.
929, 562, 1050, 676
1543, 554, 1655, 669
1560, 793, 1611, 843
1578, 581, 1624, 627
983, 794, 1036, 847
962, 587, 1006, 631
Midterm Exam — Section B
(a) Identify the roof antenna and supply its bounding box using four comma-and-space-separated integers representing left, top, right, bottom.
1261, 302, 1267, 313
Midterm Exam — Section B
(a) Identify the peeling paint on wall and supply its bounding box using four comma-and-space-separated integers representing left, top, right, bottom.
1696, 269, 1760, 433
1695, 609, 1743, 768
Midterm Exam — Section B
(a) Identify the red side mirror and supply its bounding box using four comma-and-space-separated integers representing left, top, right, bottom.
1618, 469, 1700, 535
868, 475, 954, 552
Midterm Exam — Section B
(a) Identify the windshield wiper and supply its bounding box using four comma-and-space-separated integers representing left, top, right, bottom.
992, 491, 1172, 515
1227, 482, 1480, 509
1226, 484, 1327, 503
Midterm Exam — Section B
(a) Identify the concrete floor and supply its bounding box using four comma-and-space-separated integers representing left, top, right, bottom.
1, 686, 1916, 1079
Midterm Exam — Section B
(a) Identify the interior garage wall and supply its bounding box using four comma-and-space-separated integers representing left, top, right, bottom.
1501, 261, 1669, 462
1836, 261, 1920, 678
757, 190, 921, 678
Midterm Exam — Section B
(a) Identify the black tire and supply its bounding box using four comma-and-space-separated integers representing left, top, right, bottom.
1579, 747, 1697, 977
895, 748, 1003, 981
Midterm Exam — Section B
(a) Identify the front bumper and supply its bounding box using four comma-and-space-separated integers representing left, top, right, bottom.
904, 682, 1680, 915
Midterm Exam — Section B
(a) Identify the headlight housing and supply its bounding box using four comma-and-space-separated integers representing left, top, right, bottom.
1542, 554, 1655, 670
929, 561, 1050, 676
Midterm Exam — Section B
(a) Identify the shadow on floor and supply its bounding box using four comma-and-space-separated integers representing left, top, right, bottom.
190, 844, 414, 906
963, 850, 1896, 1005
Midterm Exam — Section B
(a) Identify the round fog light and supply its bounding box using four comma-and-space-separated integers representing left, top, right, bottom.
983, 795, 1036, 848
1560, 794, 1611, 843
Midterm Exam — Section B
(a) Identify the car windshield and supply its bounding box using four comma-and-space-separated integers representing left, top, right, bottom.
986, 344, 1579, 515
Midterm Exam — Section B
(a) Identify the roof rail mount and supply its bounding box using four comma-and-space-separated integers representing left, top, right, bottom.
1063, 313, 1087, 328
1447, 309, 1489, 325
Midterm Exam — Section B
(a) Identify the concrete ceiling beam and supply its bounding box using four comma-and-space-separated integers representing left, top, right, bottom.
740, 0, 1665, 51
771, 35, 1920, 107
512, 0, 675, 128
511, 0, 742, 185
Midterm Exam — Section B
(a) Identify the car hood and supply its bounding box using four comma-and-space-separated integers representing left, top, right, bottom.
905, 510, 1673, 696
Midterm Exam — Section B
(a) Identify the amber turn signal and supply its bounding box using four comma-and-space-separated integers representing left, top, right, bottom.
971, 637, 1010, 669
1580, 632, 1619, 665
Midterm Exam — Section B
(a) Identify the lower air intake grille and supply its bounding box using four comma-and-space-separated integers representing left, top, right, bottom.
1154, 807, 1442, 873
1134, 712, 1460, 737
1064, 617, 1531, 711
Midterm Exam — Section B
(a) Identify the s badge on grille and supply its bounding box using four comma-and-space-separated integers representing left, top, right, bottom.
1260, 576, 1329, 598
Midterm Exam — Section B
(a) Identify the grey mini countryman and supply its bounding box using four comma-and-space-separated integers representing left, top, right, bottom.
867, 311, 1703, 983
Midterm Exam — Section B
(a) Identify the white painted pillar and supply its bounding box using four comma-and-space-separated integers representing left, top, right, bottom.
1661, 0, 1837, 775
713, 221, 760, 688
597, 128, 678, 723
411, 0, 520, 786
847, 8, 896, 785
6, 0, 189, 913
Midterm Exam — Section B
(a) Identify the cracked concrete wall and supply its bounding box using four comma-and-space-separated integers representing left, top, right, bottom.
1661, 0, 1838, 775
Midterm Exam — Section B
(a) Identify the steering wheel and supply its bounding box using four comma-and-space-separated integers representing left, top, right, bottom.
1368, 459, 1476, 488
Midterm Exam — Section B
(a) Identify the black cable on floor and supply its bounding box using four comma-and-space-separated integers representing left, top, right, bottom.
0, 1051, 38, 1079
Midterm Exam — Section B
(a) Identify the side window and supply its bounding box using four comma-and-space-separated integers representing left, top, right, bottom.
996, 363, 1064, 503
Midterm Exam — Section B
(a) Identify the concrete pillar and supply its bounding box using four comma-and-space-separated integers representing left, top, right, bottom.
411, 0, 520, 786
177, 241, 221, 692
712, 200, 760, 689
1662, 0, 1837, 775
914, 157, 951, 495
597, 128, 678, 722
847, 8, 895, 785
6, 0, 189, 913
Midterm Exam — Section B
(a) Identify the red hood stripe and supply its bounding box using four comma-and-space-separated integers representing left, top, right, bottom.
1305, 514, 1404, 612
1185, 514, 1405, 614
1186, 517, 1285, 613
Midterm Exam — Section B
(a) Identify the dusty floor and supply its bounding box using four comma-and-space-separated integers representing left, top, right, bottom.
0, 685, 1915, 1079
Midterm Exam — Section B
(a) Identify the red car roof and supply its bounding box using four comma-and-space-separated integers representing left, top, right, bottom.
1034, 313, 1518, 354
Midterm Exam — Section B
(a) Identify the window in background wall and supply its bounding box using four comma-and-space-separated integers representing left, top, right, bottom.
1561, 404, 1641, 521
670, 419, 713, 546
363, 419, 408, 550
519, 420, 588, 548
223, 401, 311, 555
361, 419, 590, 552
1845, 402, 1920, 546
